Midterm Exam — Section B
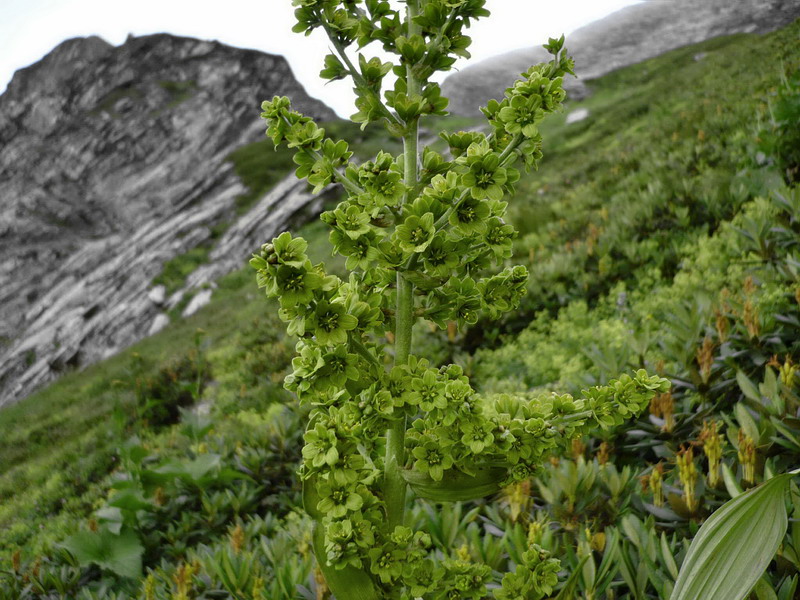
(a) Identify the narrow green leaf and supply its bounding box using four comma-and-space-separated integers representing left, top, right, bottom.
734, 403, 759, 442
737, 370, 761, 402
554, 555, 588, 599
660, 532, 679, 580
616, 540, 643, 600
754, 576, 778, 600
636, 559, 649, 599
764, 459, 776, 480
777, 575, 798, 600
770, 417, 800, 452
671, 474, 793, 600
762, 367, 779, 402
581, 550, 596, 589
595, 528, 621, 585
722, 463, 743, 498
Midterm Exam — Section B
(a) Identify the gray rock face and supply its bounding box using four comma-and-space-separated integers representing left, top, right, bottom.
443, 0, 800, 115
0, 33, 336, 405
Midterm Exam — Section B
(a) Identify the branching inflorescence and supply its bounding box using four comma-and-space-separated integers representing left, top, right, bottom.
250, 1, 670, 597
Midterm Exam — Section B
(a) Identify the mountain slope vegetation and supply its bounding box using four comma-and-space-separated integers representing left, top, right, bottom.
1, 19, 799, 600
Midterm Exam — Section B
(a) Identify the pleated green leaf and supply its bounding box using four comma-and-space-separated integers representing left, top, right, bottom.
401, 466, 507, 501
672, 474, 793, 600
302, 474, 323, 520
61, 527, 143, 579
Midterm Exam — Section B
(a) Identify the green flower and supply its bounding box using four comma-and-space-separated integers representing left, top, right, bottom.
333, 231, 380, 271
389, 526, 414, 545
270, 231, 309, 267
447, 276, 482, 329
405, 559, 443, 597
478, 267, 528, 319
494, 545, 560, 600
330, 452, 366, 486
506, 463, 533, 484
370, 389, 395, 417
412, 441, 454, 481
302, 423, 340, 469
324, 516, 375, 570
449, 197, 490, 235
324, 519, 363, 570
385, 366, 411, 408
498, 94, 544, 137
285, 120, 325, 150
395, 212, 436, 253
366, 170, 405, 207
287, 342, 325, 395
453, 297, 481, 329
408, 369, 446, 412
461, 152, 508, 201
274, 263, 323, 307
260, 95, 291, 119
484, 217, 515, 259
345, 295, 383, 332
317, 345, 360, 389
368, 544, 406, 584
332, 204, 372, 239
291, 342, 324, 378
317, 479, 364, 518
422, 171, 461, 204
460, 421, 494, 455
503, 424, 532, 464
377, 239, 406, 267
356, 152, 405, 208
293, 150, 335, 193
444, 559, 492, 599
440, 131, 486, 159
422, 234, 459, 278
309, 300, 359, 346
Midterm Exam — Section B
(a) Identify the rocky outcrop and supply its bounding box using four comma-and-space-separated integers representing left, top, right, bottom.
443, 0, 800, 115
0, 34, 336, 405
184, 176, 328, 291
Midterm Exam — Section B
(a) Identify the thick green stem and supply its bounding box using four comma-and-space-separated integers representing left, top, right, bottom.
383, 0, 421, 542
383, 275, 413, 531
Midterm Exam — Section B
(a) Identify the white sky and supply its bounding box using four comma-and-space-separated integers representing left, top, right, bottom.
0, 0, 642, 117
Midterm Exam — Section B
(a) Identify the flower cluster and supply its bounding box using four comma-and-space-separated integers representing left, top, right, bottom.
252, 5, 669, 599
403, 368, 669, 498
291, 0, 489, 127
252, 226, 668, 597
494, 545, 561, 600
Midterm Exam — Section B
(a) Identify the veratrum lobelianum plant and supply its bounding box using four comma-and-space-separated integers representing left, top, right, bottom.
250, 1, 670, 598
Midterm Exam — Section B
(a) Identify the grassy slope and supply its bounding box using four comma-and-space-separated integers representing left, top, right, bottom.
0, 268, 270, 551
466, 26, 800, 383
0, 196, 348, 555
1, 18, 798, 579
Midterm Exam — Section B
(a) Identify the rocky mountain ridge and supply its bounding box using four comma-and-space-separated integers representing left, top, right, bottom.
443, 0, 800, 115
0, 33, 336, 405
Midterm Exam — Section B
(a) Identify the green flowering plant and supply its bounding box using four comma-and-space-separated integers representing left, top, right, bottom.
250, 1, 670, 598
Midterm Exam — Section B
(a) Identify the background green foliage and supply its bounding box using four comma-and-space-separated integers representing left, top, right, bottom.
1, 19, 799, 599
151, 247, 212, 296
